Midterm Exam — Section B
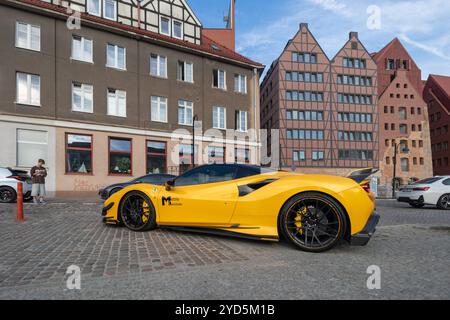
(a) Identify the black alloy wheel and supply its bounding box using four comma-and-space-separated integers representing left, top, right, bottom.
279, 192, 347, 253
119, 191, 156, 231
437, 194, 450, 210
0, 187, 17, 203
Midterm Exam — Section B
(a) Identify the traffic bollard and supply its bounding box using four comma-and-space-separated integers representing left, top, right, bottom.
16, 182, 24, 222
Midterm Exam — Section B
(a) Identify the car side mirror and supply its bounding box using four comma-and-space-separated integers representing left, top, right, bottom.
165, 179, 175, 191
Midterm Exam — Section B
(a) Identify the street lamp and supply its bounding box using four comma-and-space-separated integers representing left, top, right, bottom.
392, 142, 410, 199
191, 115, 199, 167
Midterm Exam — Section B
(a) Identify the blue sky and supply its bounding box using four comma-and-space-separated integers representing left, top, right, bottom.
187, 0, 450, 80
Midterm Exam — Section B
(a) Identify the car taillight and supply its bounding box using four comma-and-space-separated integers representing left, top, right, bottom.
8, 175, 24, 181
361, 182, 371, 193
413, 187, 430, 191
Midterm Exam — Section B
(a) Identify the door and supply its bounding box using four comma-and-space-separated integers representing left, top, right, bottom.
157, 165, 239, 226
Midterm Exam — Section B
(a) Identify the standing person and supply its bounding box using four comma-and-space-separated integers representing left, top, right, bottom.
30, 159, 47, 204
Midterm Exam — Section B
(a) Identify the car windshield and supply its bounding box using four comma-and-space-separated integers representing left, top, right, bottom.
413, 177, 443, 185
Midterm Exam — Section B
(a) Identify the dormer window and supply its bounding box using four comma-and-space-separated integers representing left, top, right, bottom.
173, 20, 183, 40
160, 16, 170, 36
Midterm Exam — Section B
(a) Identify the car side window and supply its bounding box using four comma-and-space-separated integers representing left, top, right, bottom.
443, 179, 450, 186
175, 165, 237, 187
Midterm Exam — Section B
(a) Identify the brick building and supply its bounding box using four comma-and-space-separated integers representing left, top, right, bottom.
260, 23, 379, 174
423, 75, 450, 175
0, 0, 264, 195
372, 38, 432, 195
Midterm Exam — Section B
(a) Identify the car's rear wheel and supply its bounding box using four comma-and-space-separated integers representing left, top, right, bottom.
279, 192, 347, 253
0, 187, 17, 203
437, 194, 450, 210
119, 191, 157, 231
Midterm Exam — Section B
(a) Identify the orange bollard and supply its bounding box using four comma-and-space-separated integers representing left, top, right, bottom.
16, 182, 24, 222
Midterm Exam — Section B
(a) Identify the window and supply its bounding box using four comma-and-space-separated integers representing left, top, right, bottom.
16, 72, 40, 106
109, 138, 132, 175
103, 0, 117, 21
213, 106, 226, 129
400, 124, 408, 134
401, 158, 409, 172
66, 134, 93, 174
178, 144, 197, 165
293, 150, 306, 162
87, 0, 101, 16
387, 59, 395, 70
107, 89, 126, 117
151, 96, 168, 123
208, 146, 225, 164
292, 52, 317, 64
399, 107, 407, 120
172, 20, 183, 39
106, 43, 126, 70
236, 110, 247, 132
150, 54, 167, 78
235, 149, 250, 164
17, 129, 47, 167
15, 22, 40, 51
72, 36, 93, 63
178, 100, 193, 125
312, 151, 325, 161
160, 16, 170, 36
72, 83, 93, 113
338, 149, 373, 160
146, 141, 166, 174
234, 74, 247, 94
175, 164, 237, 187
177, 61, 193, 83
213, 69, 226, 89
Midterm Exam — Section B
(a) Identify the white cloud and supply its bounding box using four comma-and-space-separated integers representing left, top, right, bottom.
307, 0, 353, 17
399, 34, 450, 61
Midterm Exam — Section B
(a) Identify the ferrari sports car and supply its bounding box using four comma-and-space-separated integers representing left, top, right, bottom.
101, 164, 379, 252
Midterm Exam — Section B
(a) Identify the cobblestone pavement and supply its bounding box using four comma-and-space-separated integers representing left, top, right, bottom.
0, 199, 449, 299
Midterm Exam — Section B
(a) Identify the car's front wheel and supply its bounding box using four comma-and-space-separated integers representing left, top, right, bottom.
279, 192, 347, 253
437, 194, 450, 210
0, 186, 17, 203
119, 191, 157, 231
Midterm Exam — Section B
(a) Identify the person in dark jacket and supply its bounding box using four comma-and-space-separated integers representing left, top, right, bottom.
30, 159, 47, 204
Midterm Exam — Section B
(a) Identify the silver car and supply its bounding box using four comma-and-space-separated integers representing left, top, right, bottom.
0, 167, 32, 203
397, 176, 450, 209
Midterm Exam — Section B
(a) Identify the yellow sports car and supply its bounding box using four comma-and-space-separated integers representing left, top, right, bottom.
102, 164, 379, 252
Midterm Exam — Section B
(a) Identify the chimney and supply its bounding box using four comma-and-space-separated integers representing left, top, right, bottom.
300, 23, 308, 30
349, 31, 358, 40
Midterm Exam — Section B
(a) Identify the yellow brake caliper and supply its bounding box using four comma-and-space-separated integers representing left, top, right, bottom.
142, 201, 150, 223
295, 206, 308, 235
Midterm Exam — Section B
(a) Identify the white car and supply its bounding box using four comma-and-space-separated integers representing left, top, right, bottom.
0, 167, 32, 203
397, 176, 450, 210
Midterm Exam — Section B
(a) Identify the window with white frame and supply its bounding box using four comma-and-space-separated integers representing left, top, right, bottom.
172, 20, 183, 39
177, 61, 193, 83
71, 35, 93, 63
103, 0, 117, 21
236, 110, 247, 132
72, 83, 93, 113
107, 89, 126, 117
234, 74, 247, 94
17, 129, 48, 168
213, 106, 226, 129
16, 72, 40, 106
87, 0, 101, 16
151, 96, 168, 123
213, 69, 226, 89
106, 43, 126, 70
150, 54, 167, 78
178, 100, 193, 125
160, 16, 170, 36
16, 22, 40, 51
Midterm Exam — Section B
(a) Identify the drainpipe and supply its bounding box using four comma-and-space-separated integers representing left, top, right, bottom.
253, 67, 259, 164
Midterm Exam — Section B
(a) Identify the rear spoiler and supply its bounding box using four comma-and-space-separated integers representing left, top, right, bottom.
346, 168, 379, 184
